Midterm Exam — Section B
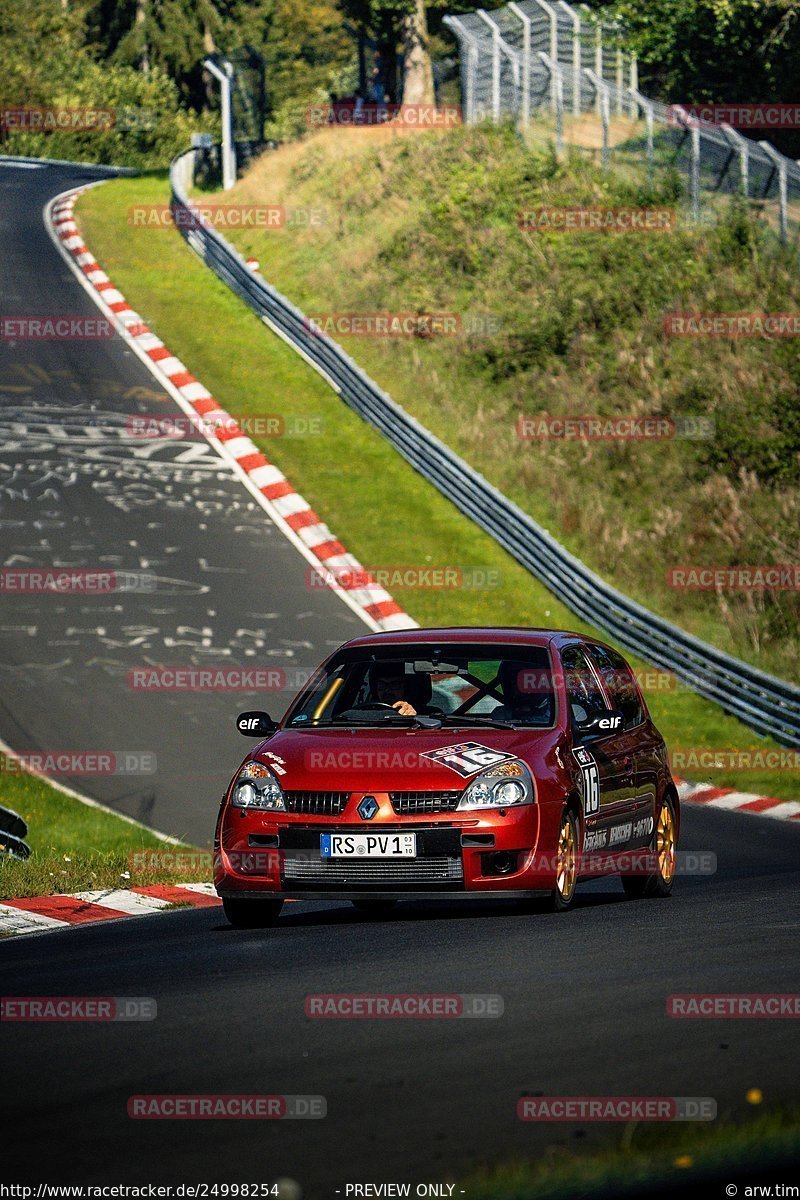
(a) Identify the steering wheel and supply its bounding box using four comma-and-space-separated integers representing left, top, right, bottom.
354, 702, 396, 710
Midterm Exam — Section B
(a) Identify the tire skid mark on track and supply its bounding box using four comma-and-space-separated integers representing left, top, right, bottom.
47, 185, 416, 635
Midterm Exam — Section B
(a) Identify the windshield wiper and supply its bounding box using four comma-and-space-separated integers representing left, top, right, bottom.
439, 713, 515, 729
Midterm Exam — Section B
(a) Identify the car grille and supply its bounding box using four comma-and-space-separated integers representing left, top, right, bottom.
390, 790, 462, 815
283, 791, 349, 816
283, 857, 463, 883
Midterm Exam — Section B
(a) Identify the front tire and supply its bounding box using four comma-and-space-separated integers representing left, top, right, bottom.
548, 808, 579, 912
222, 897, 283, 928
622, 796, 677, 900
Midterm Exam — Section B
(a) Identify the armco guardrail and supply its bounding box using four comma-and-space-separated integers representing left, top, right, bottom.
169, 148, 800, 747
0, 805, 31, 860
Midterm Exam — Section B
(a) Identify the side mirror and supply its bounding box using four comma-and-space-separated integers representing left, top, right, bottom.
574, 708, 624, 737
237, 710, 278, 737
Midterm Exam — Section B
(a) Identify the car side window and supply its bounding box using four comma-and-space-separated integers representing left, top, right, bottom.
587, 645, 644, 729
559, 645, 608, 726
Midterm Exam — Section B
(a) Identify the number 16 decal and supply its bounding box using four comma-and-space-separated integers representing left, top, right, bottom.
573, 747, 600, 816
421, 742, 517, 778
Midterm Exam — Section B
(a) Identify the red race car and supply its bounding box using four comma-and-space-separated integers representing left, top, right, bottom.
215, 628, 679, 927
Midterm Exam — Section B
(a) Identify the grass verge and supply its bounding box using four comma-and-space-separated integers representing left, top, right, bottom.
0, 766, 207, 900
463, 1106, 800, 1199
75, 170, 800, 802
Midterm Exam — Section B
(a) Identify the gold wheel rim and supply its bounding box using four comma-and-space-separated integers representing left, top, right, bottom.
556, 815, 577, 901
656, 803, 676, 885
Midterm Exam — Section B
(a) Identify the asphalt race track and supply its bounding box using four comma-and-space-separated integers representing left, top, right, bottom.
0, 160, 364, 843
4, 806, 800, 1192
1, 162, 799, 1197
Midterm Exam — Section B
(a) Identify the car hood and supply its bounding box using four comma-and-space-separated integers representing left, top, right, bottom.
244, 725, 561, 792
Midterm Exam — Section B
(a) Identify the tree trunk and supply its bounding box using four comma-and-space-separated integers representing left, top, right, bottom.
401, 0, 435, 106
135, 0, 150, 76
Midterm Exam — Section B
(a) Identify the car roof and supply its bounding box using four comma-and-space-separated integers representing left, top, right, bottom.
340, 626, 589, 651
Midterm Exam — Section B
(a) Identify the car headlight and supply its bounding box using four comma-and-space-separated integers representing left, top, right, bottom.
457, 761, 534, 810
229, 761, 286, 811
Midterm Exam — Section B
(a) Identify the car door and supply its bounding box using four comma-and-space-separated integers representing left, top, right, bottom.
584, 642, 655, 847
560, 644, 637, 841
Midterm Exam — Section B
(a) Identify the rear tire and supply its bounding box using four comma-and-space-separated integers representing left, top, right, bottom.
351, 898, 398, 917
548, 808, 579, 912
222, 897, 283, 928
622, 796, 677, 900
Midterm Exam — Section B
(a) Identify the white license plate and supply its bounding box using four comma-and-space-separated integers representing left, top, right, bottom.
320, 833, 417, 859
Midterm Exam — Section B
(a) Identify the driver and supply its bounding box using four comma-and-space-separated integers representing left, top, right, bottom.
368, 663, 417, 717
492, 661, 553, 725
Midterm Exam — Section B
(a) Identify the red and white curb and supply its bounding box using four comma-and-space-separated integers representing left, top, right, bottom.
0, 883, 220, 938
675, 778, 800, 821
46, 186, 415, 635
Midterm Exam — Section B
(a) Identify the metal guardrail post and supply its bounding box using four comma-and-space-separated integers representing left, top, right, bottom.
758, 141, 789, 244
508, 3, 531, 127
539, 52, 564, 151
530, 0, 559, 114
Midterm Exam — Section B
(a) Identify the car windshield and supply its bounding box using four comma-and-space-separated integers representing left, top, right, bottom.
286, 644, 556, 728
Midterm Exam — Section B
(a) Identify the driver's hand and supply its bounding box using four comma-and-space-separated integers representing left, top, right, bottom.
392, 700, 417, 716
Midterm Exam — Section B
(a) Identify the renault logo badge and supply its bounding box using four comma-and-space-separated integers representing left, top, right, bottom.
357, 795, 379, 821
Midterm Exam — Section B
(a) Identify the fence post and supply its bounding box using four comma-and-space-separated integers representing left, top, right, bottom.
720, 123, 749, 198
478, 10, 522, 123
629, 55, 638, 119
585, 68, 610, 169
759, 141, 789, 244
442, 17, 478, 124
531, 0, 559, 114
556, 0, 582, 117
629, 88, 654, 177
539, 52, 564, 153
509, 3, 531, 127
614, 28, 624, 115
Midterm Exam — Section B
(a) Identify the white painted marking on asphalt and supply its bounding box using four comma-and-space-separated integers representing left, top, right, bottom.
68, 889, 172, 914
